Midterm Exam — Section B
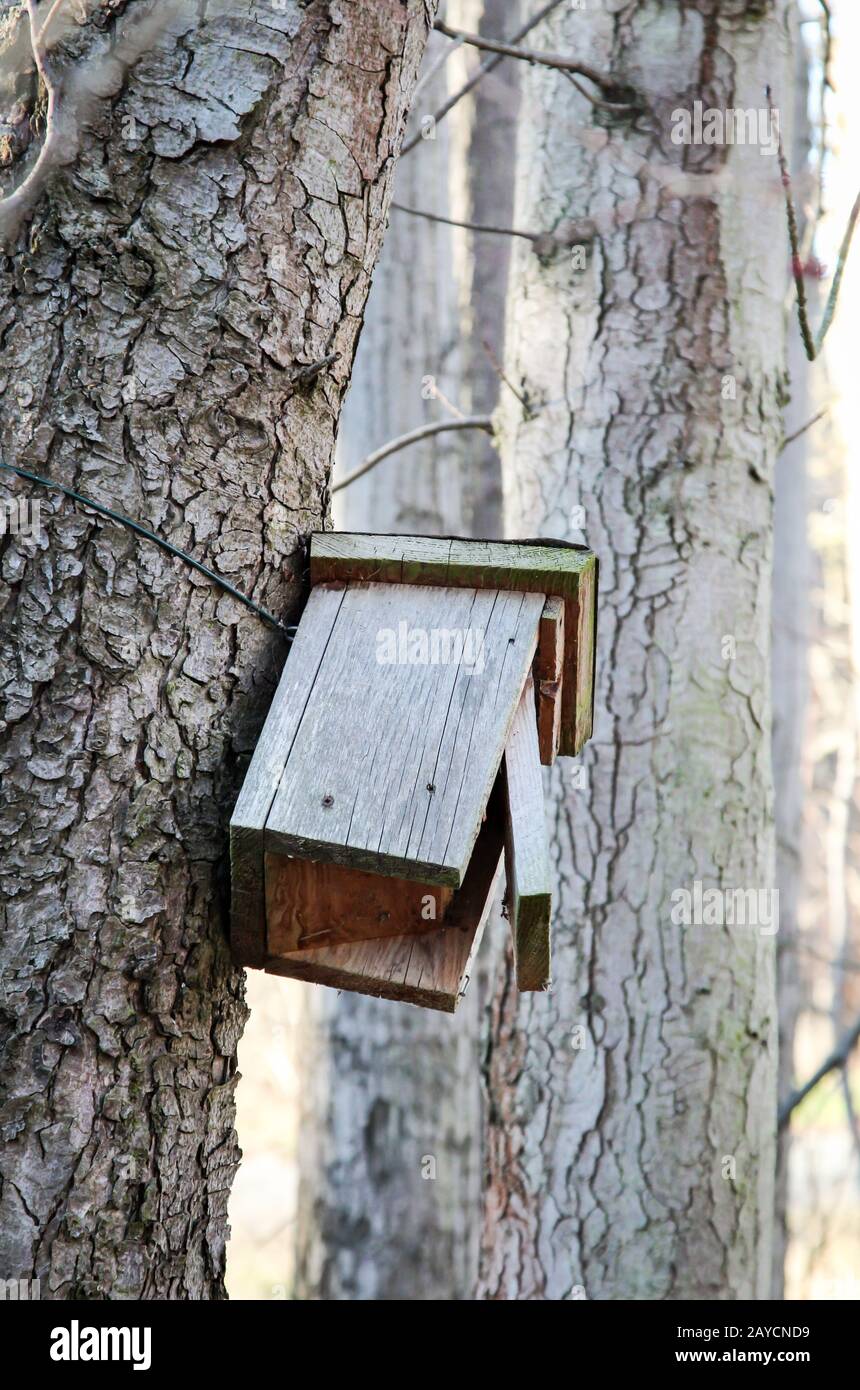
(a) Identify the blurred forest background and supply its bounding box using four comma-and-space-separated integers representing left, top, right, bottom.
227, 0, 860, 1300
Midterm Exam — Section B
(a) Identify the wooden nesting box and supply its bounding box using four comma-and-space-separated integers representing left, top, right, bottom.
230, 533, 597, 1011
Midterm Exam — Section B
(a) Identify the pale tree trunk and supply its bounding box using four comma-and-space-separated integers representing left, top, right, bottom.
290, 1, 518, 1300
0, 0, 434, 1300
291, 21, 483, 1304
451, 0, 519, 539
480, 2, 794, 1301
331, 37, 468, 537
771, 36, 814, 1300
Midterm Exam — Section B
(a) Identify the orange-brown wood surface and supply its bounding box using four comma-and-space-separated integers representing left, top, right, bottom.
535, 596, 564, 765
262, 780, 506, 1010
265, 852, 452, 952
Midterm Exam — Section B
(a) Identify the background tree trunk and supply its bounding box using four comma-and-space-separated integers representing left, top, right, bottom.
0, 0, 434, 1300
452, 0, 519, 540
479, 1, 794, 1300
293, 33, 476, 1303
289, 11, 490, 1302
771, 34, 814, 1300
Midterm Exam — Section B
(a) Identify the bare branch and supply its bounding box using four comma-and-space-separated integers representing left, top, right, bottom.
411, 29, 464, 102
291, 352, 340, 387
331, 417, 494, 495
816, 189, 860, 348
779, 407, 829, 453
401, 0, 567, 156
770, 84, 860, 362
391, 200, 537, 241
0, 0, 182, 245
481, 337, 533, 415
818, 0, 834, 92
779, 1013, 860, 1129
0, 0, 64, 236
563, 69, 637, 116
433, 18, 636, 102
391, 201, 596, 260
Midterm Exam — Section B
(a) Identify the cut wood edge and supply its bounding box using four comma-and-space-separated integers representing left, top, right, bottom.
536, 595, 564, 681
504, 676, 552, 992
536, 596, 564, 764
263, 778, 506, 1009
265, 850, 452, 953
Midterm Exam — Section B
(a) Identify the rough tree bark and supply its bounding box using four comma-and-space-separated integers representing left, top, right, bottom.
479, 2, 794, 1300
0, 0, 435, 1300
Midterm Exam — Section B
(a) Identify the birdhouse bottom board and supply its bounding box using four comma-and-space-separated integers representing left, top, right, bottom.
263, 777, 507, 1012
264, 851, 455, 953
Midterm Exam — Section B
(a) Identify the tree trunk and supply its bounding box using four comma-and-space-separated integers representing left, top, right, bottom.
479, 1, 794, 1301
331, 40, 469, 538
451, 0, 518, 539
0, 0, 434, 1300
771, 34, 814, 1300
291, 22, 479, 1304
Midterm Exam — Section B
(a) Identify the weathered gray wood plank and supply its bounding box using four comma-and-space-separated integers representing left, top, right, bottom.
265, 582, 543, 885
504, 676, 552, 991
229, 584, 346, 965
310, 531, 597, 754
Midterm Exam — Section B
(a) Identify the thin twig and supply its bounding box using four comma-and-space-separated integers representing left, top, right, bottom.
412, 30, 464, 101
779, 407, 829, 452
770, 84, 860, 361
331, 417, 494, 494
428, 385, 466, 422
0, 461, 290, 636
772, 85, 816, 361
815, 189, 860, 349
481, 337, 532, 414
779, 1012, 860, 1129
291, 352, 340, 386
563, 69, 636, 116
818, 0, 834, 91
391, 200, 537, 241
816, 0, 833, 226
1, 1, 183, 243
0, 1, 63, 231
401, 0, 567, 156
433, 18, 632, 99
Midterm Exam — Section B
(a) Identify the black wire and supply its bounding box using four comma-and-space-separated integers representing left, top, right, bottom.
0, 461, 294, 640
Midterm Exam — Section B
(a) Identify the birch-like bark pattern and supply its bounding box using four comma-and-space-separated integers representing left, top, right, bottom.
480, 1, 794, 1300
771, 37, 813, 1300
0, 0, 434, 1300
